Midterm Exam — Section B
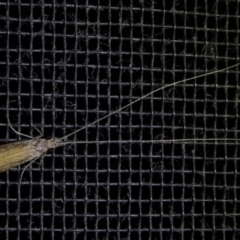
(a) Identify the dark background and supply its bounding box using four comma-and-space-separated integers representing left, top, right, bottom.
0, 1, 239, 239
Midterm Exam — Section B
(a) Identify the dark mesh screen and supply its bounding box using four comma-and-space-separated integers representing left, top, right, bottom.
0, 1, 239, 239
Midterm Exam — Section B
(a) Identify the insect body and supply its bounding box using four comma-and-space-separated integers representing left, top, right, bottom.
0, 138, 62, 172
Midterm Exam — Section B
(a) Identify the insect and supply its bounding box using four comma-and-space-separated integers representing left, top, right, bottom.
1, 63, 239, 174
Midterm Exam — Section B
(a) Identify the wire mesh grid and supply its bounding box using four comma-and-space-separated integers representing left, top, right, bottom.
0, 0, 239, 239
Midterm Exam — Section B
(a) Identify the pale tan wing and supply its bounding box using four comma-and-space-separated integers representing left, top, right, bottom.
0, 140, 42, 172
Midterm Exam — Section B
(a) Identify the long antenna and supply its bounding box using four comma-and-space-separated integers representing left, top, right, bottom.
60, 63, 240, 141
61, 138, 239, 145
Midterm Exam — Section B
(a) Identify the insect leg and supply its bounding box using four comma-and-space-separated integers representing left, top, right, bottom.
7, 115, 33, 139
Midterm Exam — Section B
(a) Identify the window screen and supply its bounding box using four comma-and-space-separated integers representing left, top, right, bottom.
0, 1, 239, 239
